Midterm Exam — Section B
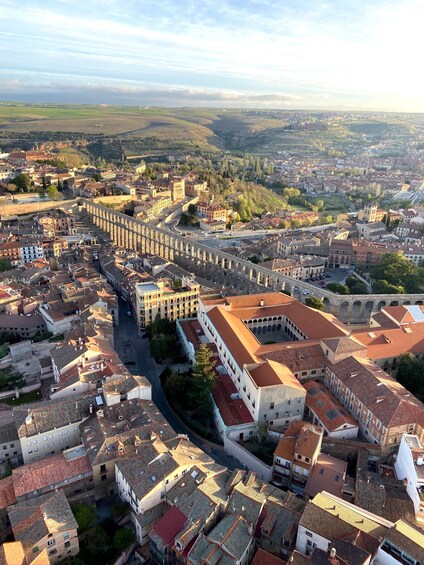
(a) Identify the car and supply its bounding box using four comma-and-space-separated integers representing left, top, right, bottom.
318, 281, 326, 286
302, 290, 309, 295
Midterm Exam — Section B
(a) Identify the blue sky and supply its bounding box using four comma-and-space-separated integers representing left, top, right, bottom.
0, 0, 422, 110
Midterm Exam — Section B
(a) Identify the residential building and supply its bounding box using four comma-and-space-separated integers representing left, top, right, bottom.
8, 491, 79, 564
186, 514, 255, 565
303, 380, 359, 439
394, 433, 424, 524
11, 445, 93, 503
80, 398, 171, 500
296, 491, 392, 557
135, 278, 199, 329
272, 422, 323, 493
0, 313, 45, 340
14, 396, 93, 464
323, 356, 424, 446
115, 436, 225, 515
376, 519, 424, 565
195, 202, 229, 222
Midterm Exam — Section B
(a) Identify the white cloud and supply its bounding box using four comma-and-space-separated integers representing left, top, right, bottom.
0, 0, 423, 110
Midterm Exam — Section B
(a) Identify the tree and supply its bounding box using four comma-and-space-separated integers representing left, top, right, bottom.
371, 252, 424, 293
164, 372, 186, 401
397, 353, 424, 401
188, 203, 196, 214
305, 296, 325, 311
326, 282, 350, 295
0, 259, 11, 273
11, 173, 31, 192
150, 334, 177, 361
373, 279, 405, 294
85, 525, 109, 553
72, 503, 96, 532
189, 344, 216, 415
113, 528, 135, 551
112, 503, 130, 521
46, 184, 61, 201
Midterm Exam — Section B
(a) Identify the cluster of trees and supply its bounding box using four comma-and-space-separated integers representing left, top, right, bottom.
161, 344, 217, 432
179, 211, 200, 227
397, 353, 424, 402
326, 276, 368, 295
146, 316, 180, 363
371, 253, 424, 294
305, 296, 325, 311
70, 502, 134, 564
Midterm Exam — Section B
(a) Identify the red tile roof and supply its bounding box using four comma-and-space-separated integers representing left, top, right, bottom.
12, 451, 91, 498
212, 373, 254, 427
152, 505, 187, 546
251, 548, 286, 565
304, 381, 358, 433
248, 360, 305, 390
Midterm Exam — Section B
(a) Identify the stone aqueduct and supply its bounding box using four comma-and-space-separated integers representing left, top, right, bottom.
80, 199, 424, 323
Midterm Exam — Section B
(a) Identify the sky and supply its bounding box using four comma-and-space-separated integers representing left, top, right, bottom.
0, 0, 423, 111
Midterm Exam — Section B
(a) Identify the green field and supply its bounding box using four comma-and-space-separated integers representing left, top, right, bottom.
1, 103, 423, 158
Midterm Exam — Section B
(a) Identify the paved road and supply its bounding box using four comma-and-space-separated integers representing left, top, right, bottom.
113, 299, 238, 470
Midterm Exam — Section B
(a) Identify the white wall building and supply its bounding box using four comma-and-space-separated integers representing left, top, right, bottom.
394, 433, 424, 525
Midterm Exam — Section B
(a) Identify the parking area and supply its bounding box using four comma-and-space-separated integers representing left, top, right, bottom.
303, 267, 351, 292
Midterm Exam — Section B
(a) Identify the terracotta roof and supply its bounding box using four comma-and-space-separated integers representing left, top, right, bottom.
251, 548, 286, 565
304, 381, 358, 433
305, 454, 347, 499
206, 306, 260, 368
328, 356, 424, 428
152, 505, 187, 546
258, 341, 325, 374
211, 374, 254, 427
321, 335, 367, 356
274, 422, 322, 461
12, 450, 91, 498
248, 360, 305, 389
0, 476, 16, 510
382, 306, 416, 325
353, 324, 424, 360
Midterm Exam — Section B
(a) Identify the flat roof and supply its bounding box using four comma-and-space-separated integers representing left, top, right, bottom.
136, 282, 160, 293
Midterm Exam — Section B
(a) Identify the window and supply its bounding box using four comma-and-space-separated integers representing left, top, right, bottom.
64, 533, 69, 541
47, 539, 56, 547
305, 531, 312, 538
49, 549, 57, 556
64, 541, 71, 549
270, 402, 274, 410
32, 547, 39, 554
100, 464, 106, 473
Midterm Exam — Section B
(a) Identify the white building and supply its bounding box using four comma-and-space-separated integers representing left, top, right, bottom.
20, 240, 43, 264
199, 302, 306, 428
394, 433, 424, 525
15, 397, 92, 464
296, 491, 392, 557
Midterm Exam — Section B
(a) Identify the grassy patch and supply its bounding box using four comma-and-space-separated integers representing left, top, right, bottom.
1, 389, 41, 405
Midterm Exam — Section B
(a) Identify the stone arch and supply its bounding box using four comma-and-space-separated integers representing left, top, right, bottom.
414, 300, 423, 305
377, 301, 386, 310
389, 300, 399, 307
339, 301, 350, 317
365, 300, 375, 314
352, 300, 362, 315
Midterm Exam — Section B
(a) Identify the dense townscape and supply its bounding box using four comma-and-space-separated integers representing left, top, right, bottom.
0, 110, 423, 565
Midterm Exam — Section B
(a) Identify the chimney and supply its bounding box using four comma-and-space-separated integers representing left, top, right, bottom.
329, 548, 336, 558
260, 299, 264, 307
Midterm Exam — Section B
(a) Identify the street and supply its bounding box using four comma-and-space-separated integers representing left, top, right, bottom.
113, 299, 238, 470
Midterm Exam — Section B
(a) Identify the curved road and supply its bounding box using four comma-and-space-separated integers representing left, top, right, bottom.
114, 299, 238, 470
